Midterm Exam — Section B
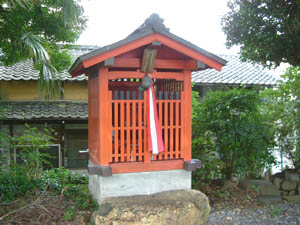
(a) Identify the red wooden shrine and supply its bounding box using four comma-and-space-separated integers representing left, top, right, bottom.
70, 14, 226, 176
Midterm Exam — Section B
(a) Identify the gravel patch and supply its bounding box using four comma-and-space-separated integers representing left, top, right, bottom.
205, 202, 300, 225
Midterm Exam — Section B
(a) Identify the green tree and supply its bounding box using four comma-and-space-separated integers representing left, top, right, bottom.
222, 0, 300, 68
193, 88, 276, 180
262, 67, 300, 170
0, 0, 87, 98
11, 124, 54, 178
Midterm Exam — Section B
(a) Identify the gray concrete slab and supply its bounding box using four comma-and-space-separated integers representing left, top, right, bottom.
89, 169, 192, 203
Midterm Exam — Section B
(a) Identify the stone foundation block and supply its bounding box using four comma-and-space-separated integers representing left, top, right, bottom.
89, 169, 192, 203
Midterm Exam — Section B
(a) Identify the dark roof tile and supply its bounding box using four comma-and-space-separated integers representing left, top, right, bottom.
0, 101, 88, 120
192, 55, 277, 86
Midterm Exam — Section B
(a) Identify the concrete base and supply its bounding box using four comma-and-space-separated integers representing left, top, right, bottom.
89, 169, 192, 203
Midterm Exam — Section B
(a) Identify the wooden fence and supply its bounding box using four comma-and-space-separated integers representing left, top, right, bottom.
110, 89, 183, 163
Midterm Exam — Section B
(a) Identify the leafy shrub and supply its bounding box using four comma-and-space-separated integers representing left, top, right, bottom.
192, 88, 276, 180
40, 168, 87, 193
192, 134, 224, 182
64, 183, 98, 210
0, 124, 53, 202
40, 168, 98, 210
11, 124, 54, 178
63, 206, 75, 221
263, 67, 300, 170
0, 167, 39, 202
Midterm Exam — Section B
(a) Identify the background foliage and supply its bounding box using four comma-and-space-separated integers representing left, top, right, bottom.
0, 0, 87, 98
0, 124, 97, 210
222, 0, 300, 68
192, 88, 276, 180
262, 67, 300, 170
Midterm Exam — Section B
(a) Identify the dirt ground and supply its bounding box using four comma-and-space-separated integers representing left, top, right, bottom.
198, 180, 263, 212
0, 191, 93, 225
0, 182, 262, 225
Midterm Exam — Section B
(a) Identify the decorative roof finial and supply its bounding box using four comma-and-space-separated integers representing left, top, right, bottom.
129, 13, 169, 36
145, 13, 164, 26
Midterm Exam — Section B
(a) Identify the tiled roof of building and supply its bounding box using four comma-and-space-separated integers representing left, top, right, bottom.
192, 55, 277, 86
0, 45, 97, 81
0, 101, 88, 120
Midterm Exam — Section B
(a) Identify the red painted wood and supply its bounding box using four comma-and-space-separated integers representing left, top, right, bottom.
110, 160, 184, 174
108, 91, 113, 163
158, 100, 163, 160
126, 100, 131, 162
170, 101, 174, 159
108, 71, 185, 81
109, 57, 198, 70
175, 100, 180, 158
85, 34, 197, 169
120, 101, 125, 162
164, 100, 169, 159
138, 101, 143, 161
114, 100, 119, 162
153, 34, 223, 71
82, 34, 159, 69
132, 101, 137, 162
180, 91, 186, 160
72, 33, 223, 76
183, 70, 192, 161
98, 67, 110, 166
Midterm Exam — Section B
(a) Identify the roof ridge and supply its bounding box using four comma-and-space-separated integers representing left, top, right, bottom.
128, 13, 170, 37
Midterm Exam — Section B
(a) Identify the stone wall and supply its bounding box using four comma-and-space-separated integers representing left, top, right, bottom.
271, 169, 300, 199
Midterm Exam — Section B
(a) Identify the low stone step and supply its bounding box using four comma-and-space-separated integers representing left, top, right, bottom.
256, 195, 282, 204
282, 195, 300, 204
239, 179, 281, 196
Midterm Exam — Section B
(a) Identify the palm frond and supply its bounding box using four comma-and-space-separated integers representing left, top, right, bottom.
22, 33, 49, 63
1, 0, 36, 8
22, 33, 60, 99
38, 62, 59, 99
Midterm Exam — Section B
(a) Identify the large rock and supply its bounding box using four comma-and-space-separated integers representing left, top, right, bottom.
92, 189, 210, 225
281, 181, 297, 191
284, 169, 300, 182
289, 191, 297, 196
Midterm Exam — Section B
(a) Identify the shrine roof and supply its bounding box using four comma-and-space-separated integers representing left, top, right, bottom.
69, 14, 227, 76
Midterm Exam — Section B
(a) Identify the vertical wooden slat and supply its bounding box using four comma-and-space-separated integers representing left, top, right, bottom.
180, 92, 184, 159
126, 101, 131, 162
170, 100, 174, 159
114, 101, 119, 162
175, 100, 180, 158
138, 101, 142, 161
158, 100, 163, 160
164, 101, 169, 159
132, 101, 137, 161
120, 101, 125, 162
